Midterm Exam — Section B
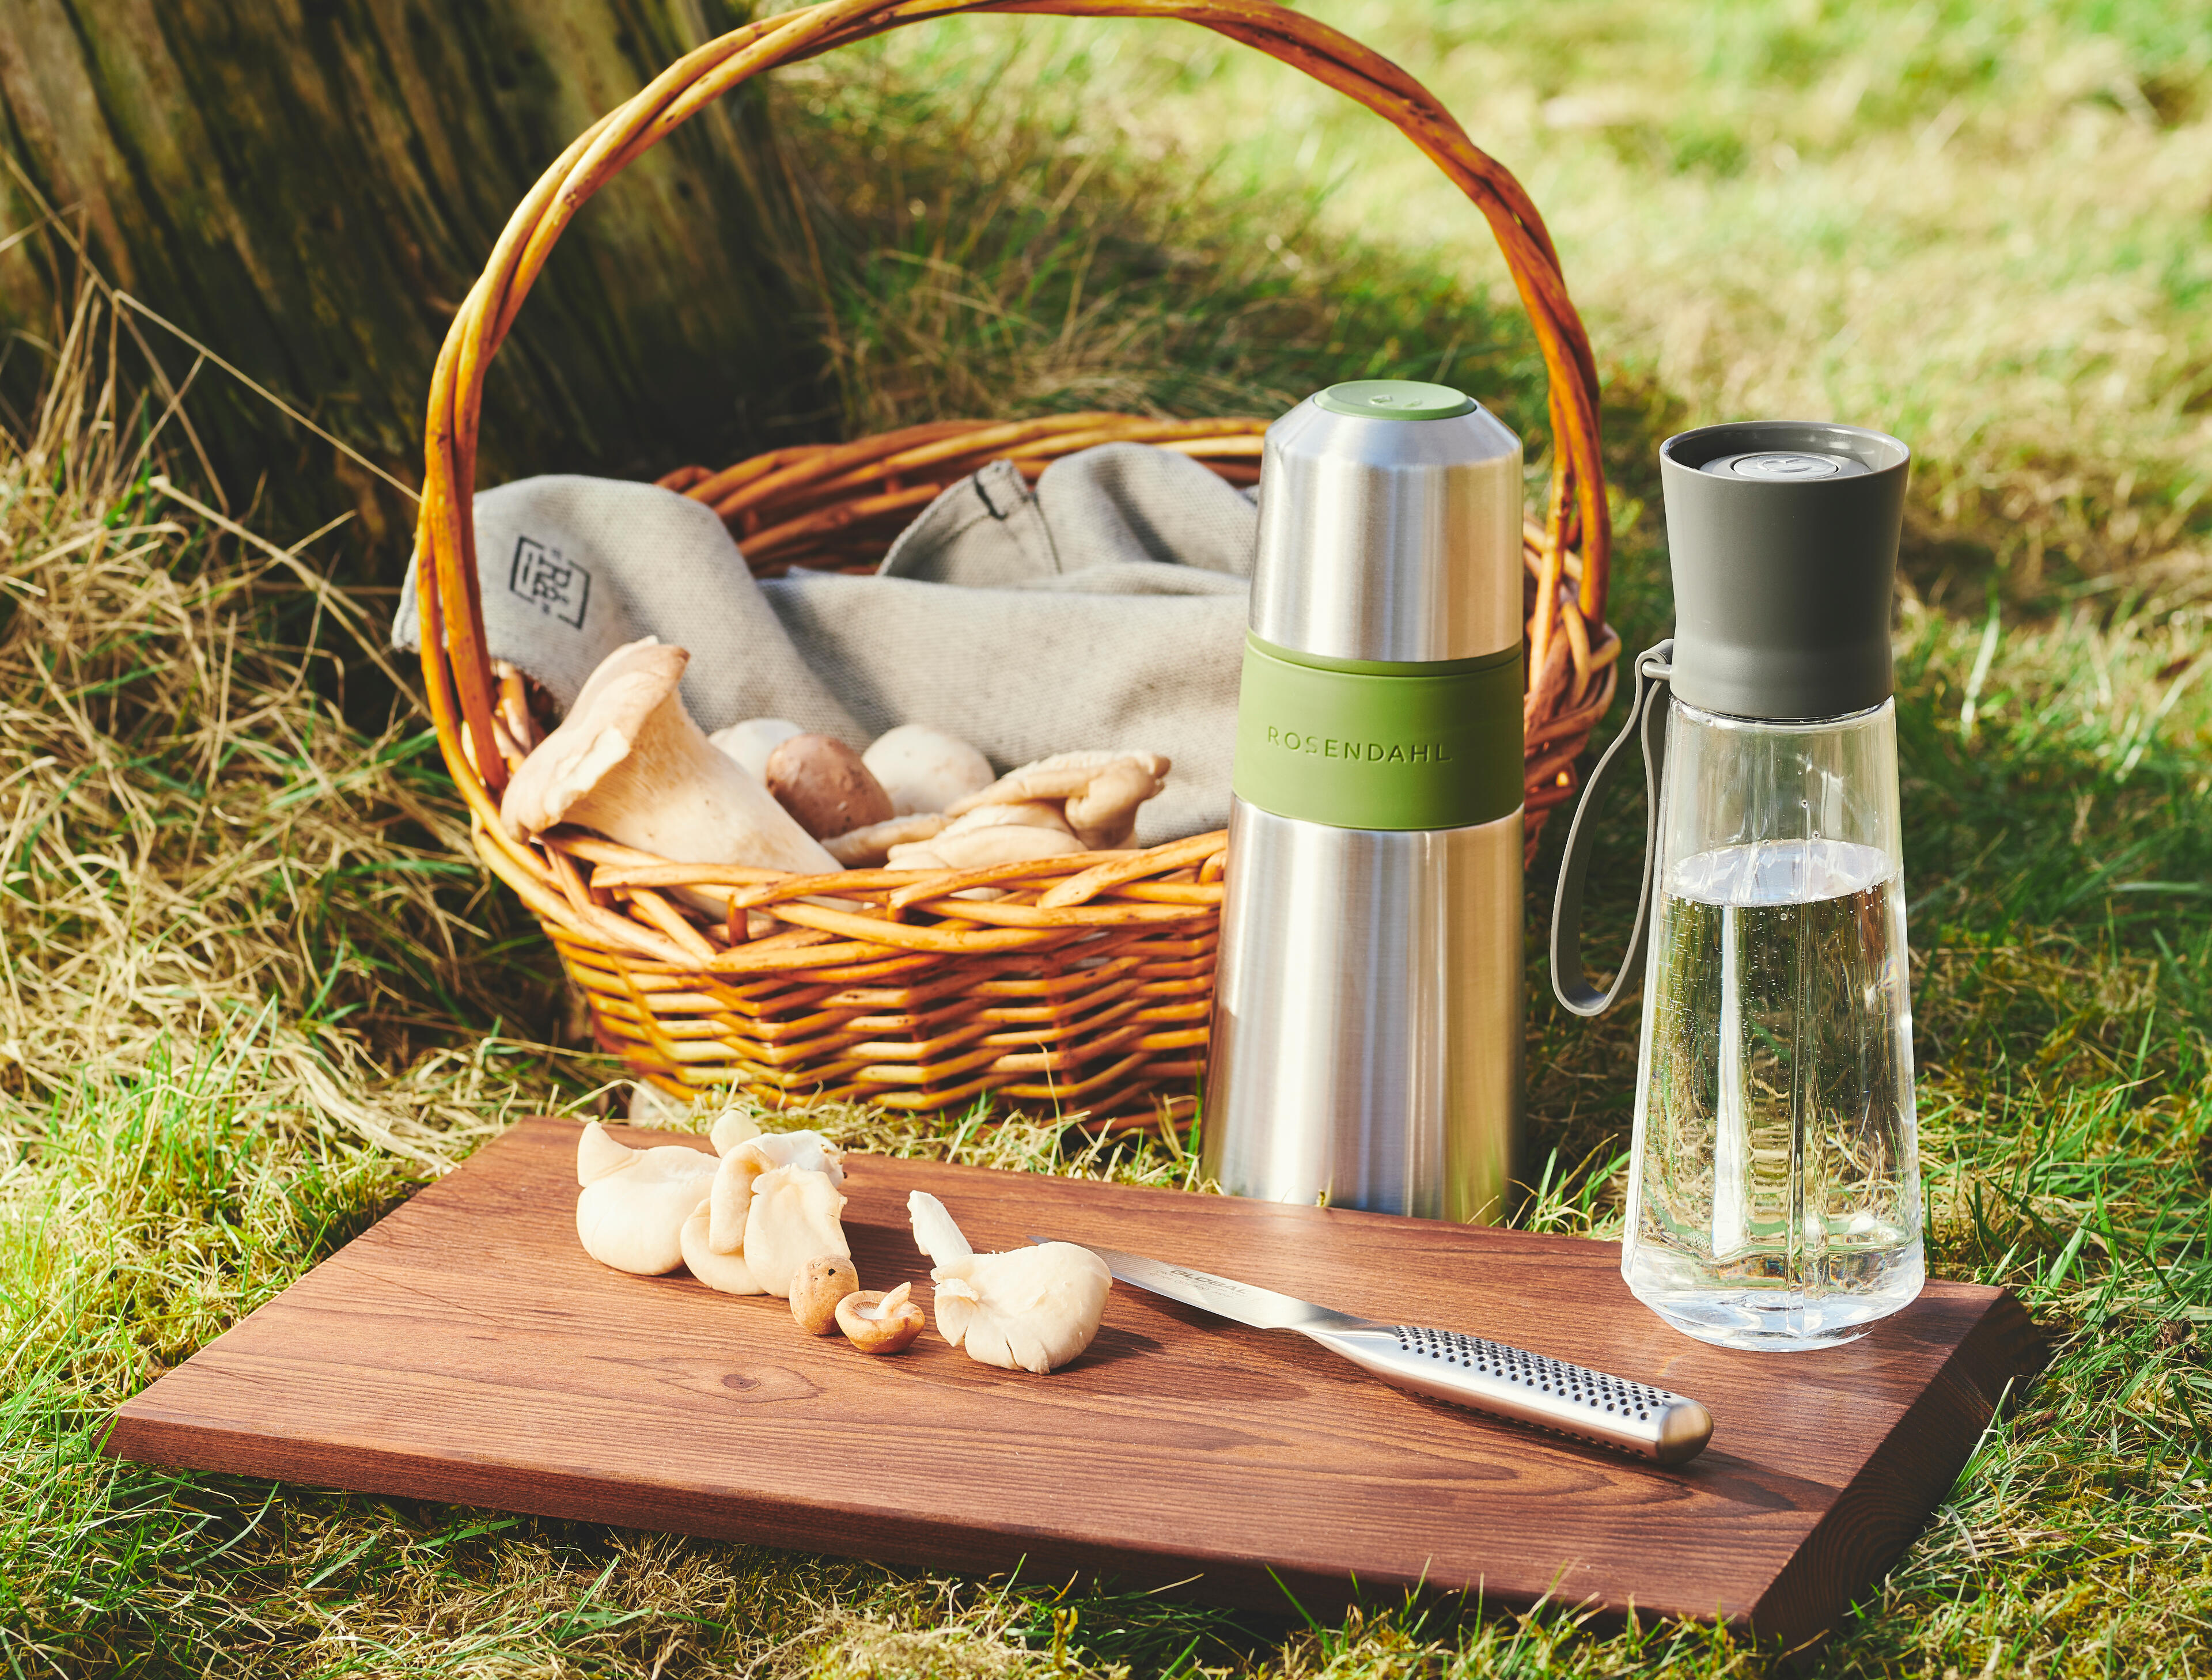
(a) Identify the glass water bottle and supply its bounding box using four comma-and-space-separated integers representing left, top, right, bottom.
1552, 421, 1925, 1350
1627, 693, 1922, 1347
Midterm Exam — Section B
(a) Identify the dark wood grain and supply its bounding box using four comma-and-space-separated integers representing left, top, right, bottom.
105, 1118, 2041, 1644
0, 0, 806, 523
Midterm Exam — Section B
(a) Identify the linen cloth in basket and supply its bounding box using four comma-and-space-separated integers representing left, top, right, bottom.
394, 441, 1257, 843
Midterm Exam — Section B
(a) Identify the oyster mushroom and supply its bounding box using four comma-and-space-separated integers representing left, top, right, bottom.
885, 801, 1085, 871
862, 725, 995, 816
745, 1164, 850, 1298
837, 1282, 926, 1355
679, 1200, 763, 1295
906, 1190, 1111, 1373
499, 640, 838, 909
710, 1110, 764, 1155
942, 801, 1074, 838
574, 1121, 718, 1276
885, 826, 1086, 871
709, 717, 802, 781
704, 1129, 846, 1254
946, 750, 1171, 849
824, 811, 948, 867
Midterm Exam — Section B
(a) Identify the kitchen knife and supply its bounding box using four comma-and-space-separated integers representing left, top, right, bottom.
1033, 1237, 1714, 1466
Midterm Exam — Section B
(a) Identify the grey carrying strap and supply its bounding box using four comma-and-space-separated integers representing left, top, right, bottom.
1550, 641, 1675, 1018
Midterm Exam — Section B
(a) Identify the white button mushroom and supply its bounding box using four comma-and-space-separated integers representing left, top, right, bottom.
946, 749, 1171, 850
906, 1190, 1111, 1374
863, 724, 996, 816
499, 641, 839, 909
574, 1121, 719, 1276
708, 718, 803, 781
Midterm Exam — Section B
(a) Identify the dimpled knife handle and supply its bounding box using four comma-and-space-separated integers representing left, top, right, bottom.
1308, 1322, 1715, 1466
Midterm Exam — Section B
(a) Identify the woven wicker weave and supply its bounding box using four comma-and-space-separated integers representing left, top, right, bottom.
415, 0, 1619, 1128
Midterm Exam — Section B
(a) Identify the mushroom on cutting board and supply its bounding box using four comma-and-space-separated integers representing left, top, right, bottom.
679, 1202, 763, 1295
710, 1111, 764, 1156
906, 1190, 1111, 1373
862, 725, 995, 816
790, 1255, 860, 1335
744, 1164, 851, 1298
499, 640, 838, 909
837, 1282, 926, 1354
709, 718, 802, 781
764, 733, 896, 840
705, 1129, 846, 1254
680, 1128, 847, 1295
573, 1121, 718, 1276
946, 749, 1171, 850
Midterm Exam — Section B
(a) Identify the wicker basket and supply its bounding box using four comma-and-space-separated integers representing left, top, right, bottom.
415, 0, 1621, 1130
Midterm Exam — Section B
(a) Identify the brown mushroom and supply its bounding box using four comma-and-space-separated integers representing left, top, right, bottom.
765, 733, 896, 840
835, 1281, 926, 1355
790, 1254, 860, 1336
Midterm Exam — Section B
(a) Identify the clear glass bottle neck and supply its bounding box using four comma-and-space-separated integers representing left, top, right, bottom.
1669, 695, 1895, 735
1656, 693, 1903, 878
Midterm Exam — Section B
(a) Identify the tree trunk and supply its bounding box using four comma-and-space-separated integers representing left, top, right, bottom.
0, 0, 819, 547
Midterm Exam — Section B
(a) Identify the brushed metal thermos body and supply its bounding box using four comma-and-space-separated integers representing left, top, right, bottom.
1204, 380, 1525, 1224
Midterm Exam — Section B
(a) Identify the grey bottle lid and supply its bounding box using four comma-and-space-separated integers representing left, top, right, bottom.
1658, 420, 1910, 721
1252, 381, 1524, 664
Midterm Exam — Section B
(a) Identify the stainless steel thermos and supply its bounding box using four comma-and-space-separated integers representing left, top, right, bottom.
1203, 380, 1526, 1223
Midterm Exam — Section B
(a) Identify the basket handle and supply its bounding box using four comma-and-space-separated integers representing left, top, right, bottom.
418, 0, 1611, 833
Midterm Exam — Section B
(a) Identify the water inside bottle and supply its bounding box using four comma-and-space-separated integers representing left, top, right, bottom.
1624, 837, 1924, 1349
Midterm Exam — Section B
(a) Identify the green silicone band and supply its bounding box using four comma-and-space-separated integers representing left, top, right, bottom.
1233, 634, 1524, 830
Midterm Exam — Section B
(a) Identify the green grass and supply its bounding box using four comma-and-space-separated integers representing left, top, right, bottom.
5, 3, 2211, 1674
834, 0, 2212, 596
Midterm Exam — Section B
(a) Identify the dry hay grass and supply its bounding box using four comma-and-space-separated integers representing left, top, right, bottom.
0, 280, 574, 1174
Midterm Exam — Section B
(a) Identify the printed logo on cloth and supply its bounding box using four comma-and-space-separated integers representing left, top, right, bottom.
509, 536, 591, 628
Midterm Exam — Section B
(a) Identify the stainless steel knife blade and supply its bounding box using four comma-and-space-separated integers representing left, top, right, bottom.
1030, 1235, 1714, 1466
1039, 1237, 1368, 1333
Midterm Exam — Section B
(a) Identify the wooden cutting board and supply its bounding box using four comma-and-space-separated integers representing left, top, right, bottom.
106, 1117, 2037, 1643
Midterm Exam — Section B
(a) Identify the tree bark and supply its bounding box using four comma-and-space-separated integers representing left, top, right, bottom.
0, 0, 819, 544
